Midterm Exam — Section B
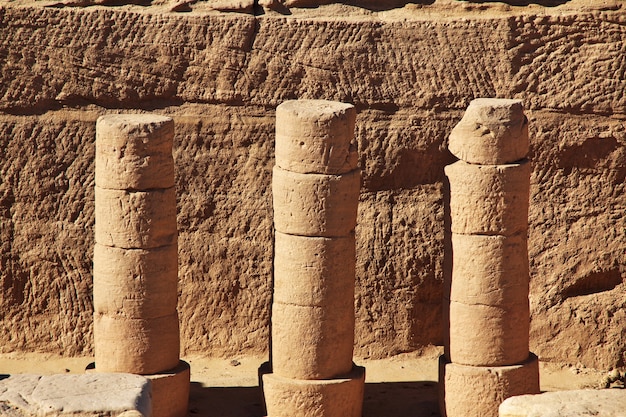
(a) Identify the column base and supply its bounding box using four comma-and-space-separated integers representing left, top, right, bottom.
86, 360, 190, 417
262, 365, 365, 417
147, 360, 190, 417
439, 354, 539, 417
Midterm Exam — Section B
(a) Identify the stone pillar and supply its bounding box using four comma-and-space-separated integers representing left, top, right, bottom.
440, 99, 540, 417
262, 100, 365, 417
94, 114, 190, 417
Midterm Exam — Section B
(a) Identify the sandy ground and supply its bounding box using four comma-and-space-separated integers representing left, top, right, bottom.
0, 348, 609, 417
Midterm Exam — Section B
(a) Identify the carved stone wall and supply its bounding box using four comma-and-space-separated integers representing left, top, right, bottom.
0, 0, 624, 369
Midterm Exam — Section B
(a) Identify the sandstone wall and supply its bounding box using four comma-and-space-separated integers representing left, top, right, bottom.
0, 1, 624, 369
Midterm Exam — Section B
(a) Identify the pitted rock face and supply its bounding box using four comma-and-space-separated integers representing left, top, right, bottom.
0, 2, 624, 373
449, 98, 528, 165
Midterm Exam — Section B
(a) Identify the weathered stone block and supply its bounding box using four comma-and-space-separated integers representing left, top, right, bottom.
446, 299, 530, 367
94, 313, 180, 375
147, 361, 191, 417
93, 243, 178, 319
273, 232, 355, 308
449, 98, 528, 165
95, 114, 175, 191
94, 186, 177, 249
272, 166, 360, 237
275, 100, 357, 175
445, 160, 530, 236
499, 389, 626, 417
0, 373, 151, 417
271, 301, 355, 380
447, 233, 529, 306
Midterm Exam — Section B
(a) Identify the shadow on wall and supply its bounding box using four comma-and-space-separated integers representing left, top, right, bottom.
187, 381, 440, 417
304, 0, 571, 11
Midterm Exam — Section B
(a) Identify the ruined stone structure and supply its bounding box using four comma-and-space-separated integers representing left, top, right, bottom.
440, 99, 540, 417
499, 389, 626, 417
263, 100, 365, 417
93, 114, 189, 417
0, 1, 624, 372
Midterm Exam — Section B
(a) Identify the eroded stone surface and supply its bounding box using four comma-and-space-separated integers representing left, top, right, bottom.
447, 233, 529, 306
449, 98, 528, 165
499, 389, 626, 417
0, 3, 624, 370
272, 166, 360, 237
95, 114, 175, 191
0, 373, 151, 417
273, 232, 355, 308
446, 299, 530, 367
94, 313, 180, 374
94, 186, 178, 249
271, 301, 355, 380
445, 160, 531, 236
93, 243, 178, 319
275, 100, 357, 175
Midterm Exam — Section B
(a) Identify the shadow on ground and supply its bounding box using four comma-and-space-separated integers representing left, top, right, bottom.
188, 384, 263, 417
188, 380, 440, 417
364, 381, 440, 417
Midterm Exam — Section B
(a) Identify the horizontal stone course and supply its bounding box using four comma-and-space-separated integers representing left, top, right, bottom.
447, 233, 529, 306
445, 160, 531, 236
1, 6, 624, 114
275, 100, 357, 175
95, 114, 175, 190
445, 299, 530, 367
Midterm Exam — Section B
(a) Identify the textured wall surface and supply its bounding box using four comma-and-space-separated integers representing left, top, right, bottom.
0, 0, 624, 369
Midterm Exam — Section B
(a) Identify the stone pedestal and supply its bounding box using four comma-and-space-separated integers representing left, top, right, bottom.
262, 100, 364, 417
147, 361, 191, 417
440, 355, 540, 417
94, 114, 189, 417
441, 99, 540, 417
264, 366, 365, 417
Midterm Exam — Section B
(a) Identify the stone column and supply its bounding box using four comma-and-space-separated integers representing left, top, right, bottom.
94, 114, 190, 417
262, 100, 365, 417
440, 99, 540, 417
